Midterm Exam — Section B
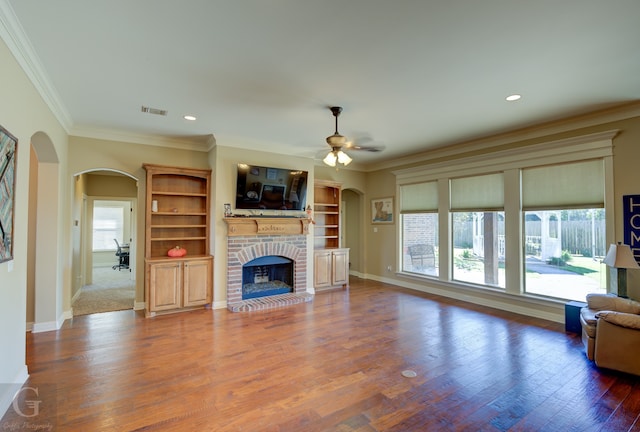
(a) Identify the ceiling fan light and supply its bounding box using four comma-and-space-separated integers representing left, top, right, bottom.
323, 151, 337, 167
336, 150, 352, 166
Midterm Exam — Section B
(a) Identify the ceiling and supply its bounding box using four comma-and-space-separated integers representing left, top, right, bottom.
4, 0, 640, 169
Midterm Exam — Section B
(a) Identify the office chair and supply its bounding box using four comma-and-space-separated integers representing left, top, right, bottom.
112, 239, 130, 271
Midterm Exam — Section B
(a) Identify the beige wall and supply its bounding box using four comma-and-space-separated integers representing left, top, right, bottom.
25, 147, 38, 325
362, 112, 640, 318
212, 146, 317, 305
68, 137, 211, 306
86, 172, 138, 197
2, 9, 640, 418
315, 165, 367, 274
0, 35, 69, 412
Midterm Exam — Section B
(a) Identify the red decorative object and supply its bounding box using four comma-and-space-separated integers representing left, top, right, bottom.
167, 246, 187, 257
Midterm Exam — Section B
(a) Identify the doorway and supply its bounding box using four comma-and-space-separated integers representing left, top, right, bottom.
71, 171, 138, 316
342, 188, 364, 276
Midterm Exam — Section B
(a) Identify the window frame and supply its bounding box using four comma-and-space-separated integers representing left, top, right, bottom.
393, 130, 616, 299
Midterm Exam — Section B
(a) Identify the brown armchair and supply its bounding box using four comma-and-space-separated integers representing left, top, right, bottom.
580, 293, 640, 375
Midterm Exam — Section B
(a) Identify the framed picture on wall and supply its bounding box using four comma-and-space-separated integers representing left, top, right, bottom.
0, 124, 18, 263
371, 196, 394, 224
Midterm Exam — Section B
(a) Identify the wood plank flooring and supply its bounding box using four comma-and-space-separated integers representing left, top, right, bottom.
3, 277, 640, 431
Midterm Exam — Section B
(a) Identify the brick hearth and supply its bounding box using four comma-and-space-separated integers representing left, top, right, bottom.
226, 233, 311, 311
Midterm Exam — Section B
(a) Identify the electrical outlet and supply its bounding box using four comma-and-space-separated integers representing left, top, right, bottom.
387, 265, 392, 271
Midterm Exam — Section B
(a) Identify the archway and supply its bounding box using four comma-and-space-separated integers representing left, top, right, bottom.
342, 188, 364, 276
28, 132, 62, 332
71, 169, 138, 315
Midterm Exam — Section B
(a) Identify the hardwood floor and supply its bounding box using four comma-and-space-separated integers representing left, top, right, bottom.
3, 278, 640, 431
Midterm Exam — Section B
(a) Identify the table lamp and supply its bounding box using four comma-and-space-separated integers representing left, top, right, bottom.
603, 242, 639, 298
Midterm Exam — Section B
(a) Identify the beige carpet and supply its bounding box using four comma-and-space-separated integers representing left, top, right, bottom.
73, 266, 135, 316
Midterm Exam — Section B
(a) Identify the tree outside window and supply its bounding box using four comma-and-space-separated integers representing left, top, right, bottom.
452, 211, 505, 288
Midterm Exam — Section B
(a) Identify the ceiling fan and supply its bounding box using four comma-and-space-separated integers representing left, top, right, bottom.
322, 106, 384, 167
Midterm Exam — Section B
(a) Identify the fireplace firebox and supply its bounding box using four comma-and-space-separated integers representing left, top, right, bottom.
242, 255, 293, 300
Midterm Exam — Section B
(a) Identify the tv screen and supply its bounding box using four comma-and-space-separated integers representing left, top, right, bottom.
235, 164, 308, 211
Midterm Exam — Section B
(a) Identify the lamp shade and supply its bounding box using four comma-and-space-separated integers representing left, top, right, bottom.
322, 151, 337, 167
336, 150, 352, 166
603, 242, 640, 269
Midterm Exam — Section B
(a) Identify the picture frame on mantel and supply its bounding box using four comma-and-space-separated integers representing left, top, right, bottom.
371, 197, 394, 224
0, 124, 18, 263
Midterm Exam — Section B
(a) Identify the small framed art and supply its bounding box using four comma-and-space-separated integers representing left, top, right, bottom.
371, 197, 393, 224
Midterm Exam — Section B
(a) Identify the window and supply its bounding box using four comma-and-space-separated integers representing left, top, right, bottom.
523, 209, 606, 301
452, 211, 505, 287
522, 160, 607, 301
395, 130, 615, 306
92, 201, 127, 251
450, 173, 505, 288
400, 182, 438, 276
402, 213, 438, 276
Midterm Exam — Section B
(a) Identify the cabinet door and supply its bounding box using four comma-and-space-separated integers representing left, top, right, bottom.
332, 249, 349, 286
314, 250, 333, 288
183, 258, 213, 307
148, 261, 182, 311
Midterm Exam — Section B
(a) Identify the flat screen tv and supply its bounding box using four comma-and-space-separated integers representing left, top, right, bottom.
235, 164, 308, 211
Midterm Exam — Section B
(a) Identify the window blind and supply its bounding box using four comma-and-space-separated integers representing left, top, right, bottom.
450, 173, 504, 211
399, 181, 438, 213
522, 159, 604, 209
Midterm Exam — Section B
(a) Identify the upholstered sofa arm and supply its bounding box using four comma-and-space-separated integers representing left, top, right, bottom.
596, 311, 640, 331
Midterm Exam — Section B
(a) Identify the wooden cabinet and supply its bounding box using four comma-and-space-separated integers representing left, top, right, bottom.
313, 180, 349, 290
314, 248, 349, 290
143, 164, 213, 317
146, 257, 213, 315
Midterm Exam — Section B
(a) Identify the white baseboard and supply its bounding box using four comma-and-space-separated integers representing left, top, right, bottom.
32, 321, 58, 333
362, 273, 565, 323
62, 309, 72, 321
349, 270, 365, 279
0, 365, 29, 420
212, 300, 227, 310
32, 310, 68, 333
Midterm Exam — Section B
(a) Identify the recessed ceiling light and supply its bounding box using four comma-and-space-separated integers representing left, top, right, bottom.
506, 94, 521, 102
183, 115, 197, 121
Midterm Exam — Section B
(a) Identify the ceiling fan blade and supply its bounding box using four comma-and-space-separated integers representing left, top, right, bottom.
345, 137, 385, 152
353, 145, 385, 153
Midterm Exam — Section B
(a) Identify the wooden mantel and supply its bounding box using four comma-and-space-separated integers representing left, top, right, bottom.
224, 217, 311, 236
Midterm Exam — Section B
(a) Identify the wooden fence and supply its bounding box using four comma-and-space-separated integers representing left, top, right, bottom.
453, 220, 606, 257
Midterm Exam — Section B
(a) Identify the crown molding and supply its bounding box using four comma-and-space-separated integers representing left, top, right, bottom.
70, 126, 213, 152
393, 129, 618, 183
0, 0, 73, 132
367, 101, 640, 173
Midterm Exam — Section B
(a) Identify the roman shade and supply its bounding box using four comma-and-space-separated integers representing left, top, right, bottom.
399, 181, 438, 213
522, 159, 604, 209
450, 173, 504, 211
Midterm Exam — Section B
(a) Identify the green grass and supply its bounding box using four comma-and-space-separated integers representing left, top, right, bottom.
548, 255, 604, 284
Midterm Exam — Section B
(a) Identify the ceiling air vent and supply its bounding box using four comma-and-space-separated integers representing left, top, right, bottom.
141, 106, 167, 116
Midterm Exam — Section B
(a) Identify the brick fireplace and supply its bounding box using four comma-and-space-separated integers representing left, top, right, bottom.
224, 217, 312, 312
